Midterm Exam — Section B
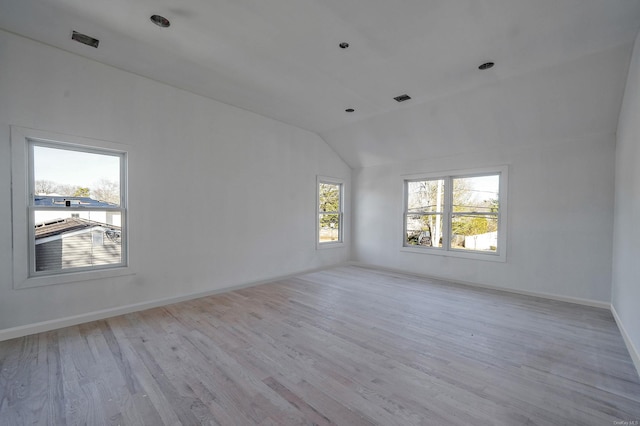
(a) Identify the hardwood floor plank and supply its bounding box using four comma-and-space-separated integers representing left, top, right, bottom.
106, 315, 184, 426
268, 377, 376, 426
129, 337, 205, 425
45, 332, 67, 426
1, 265, 639, 425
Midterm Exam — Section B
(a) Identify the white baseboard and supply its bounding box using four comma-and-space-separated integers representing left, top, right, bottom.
0, 264, 347, 342
611, 305, 640, 379
348, 261, 612, 310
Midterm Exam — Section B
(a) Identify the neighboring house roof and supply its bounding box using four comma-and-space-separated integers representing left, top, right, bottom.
34, 195, 117, 208
35, 217, 120, 241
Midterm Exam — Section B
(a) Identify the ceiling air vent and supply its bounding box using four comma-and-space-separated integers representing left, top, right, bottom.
71, 31, 99, 48
394, 94, 411, 103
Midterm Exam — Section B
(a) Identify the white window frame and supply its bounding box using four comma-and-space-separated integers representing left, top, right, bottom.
11, 126, 133, 289
401, 166, 508, 262
317, 176, 345, 249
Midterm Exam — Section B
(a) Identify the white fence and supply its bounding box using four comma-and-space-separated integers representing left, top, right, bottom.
464, 231, 497, 251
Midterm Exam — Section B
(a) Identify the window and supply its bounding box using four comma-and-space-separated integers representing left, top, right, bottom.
317, 176, 344, 247
403, 167, 507, 261
11, 127, 130, 288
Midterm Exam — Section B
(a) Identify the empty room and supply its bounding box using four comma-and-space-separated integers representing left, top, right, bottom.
1, 0, 640, 424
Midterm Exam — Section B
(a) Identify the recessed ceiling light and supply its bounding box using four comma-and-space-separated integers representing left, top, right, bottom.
150, 15, 171, 28
339, 42, 350, 49
478, 62, 495, 70
394, 94, 411, 103
345, 108, 355, 113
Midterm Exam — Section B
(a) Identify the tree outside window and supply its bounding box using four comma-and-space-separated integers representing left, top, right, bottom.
404, 170, 504, 257
318, 179, 343, 245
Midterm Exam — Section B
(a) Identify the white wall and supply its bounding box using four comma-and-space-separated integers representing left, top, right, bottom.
353, 137, 615, 304
348, 45, 629, 305
0, 30, 351, 331
613, 30, 640, 370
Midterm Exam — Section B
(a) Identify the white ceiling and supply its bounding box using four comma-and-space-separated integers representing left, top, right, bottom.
323, 43, 633, 167
1, 0, 640, 166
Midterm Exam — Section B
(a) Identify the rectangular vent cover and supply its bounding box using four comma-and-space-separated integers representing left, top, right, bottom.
72, 31, 99, 48
394, 94, 412, 102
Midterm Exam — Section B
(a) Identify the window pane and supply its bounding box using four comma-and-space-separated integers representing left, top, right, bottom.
407, 180, 444, 213
33, 145, 121, 206
34, 211, 122, 272
450, 214, 498, 252
319, 183, 340, 212
405, 214, 443, 248
319, 213, 340, 242
452, 175, 499, 213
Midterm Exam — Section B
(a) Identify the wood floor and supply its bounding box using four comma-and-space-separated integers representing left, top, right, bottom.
1, 266, 639, 425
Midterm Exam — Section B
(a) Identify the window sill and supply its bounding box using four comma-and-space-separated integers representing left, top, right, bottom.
317, 241, 345, 250
400, 245, 506, 262
14, 266, 135, 289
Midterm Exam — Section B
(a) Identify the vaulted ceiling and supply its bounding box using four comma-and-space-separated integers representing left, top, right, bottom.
1, 0, 640, 167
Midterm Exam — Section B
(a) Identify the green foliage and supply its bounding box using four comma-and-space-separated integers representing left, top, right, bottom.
450, 179, 498, 237
73, 187, 90, 197
319, 183, 340, 228
319, 183, 340, 212
452, 215, 491, 237
489, 198, 499, 213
